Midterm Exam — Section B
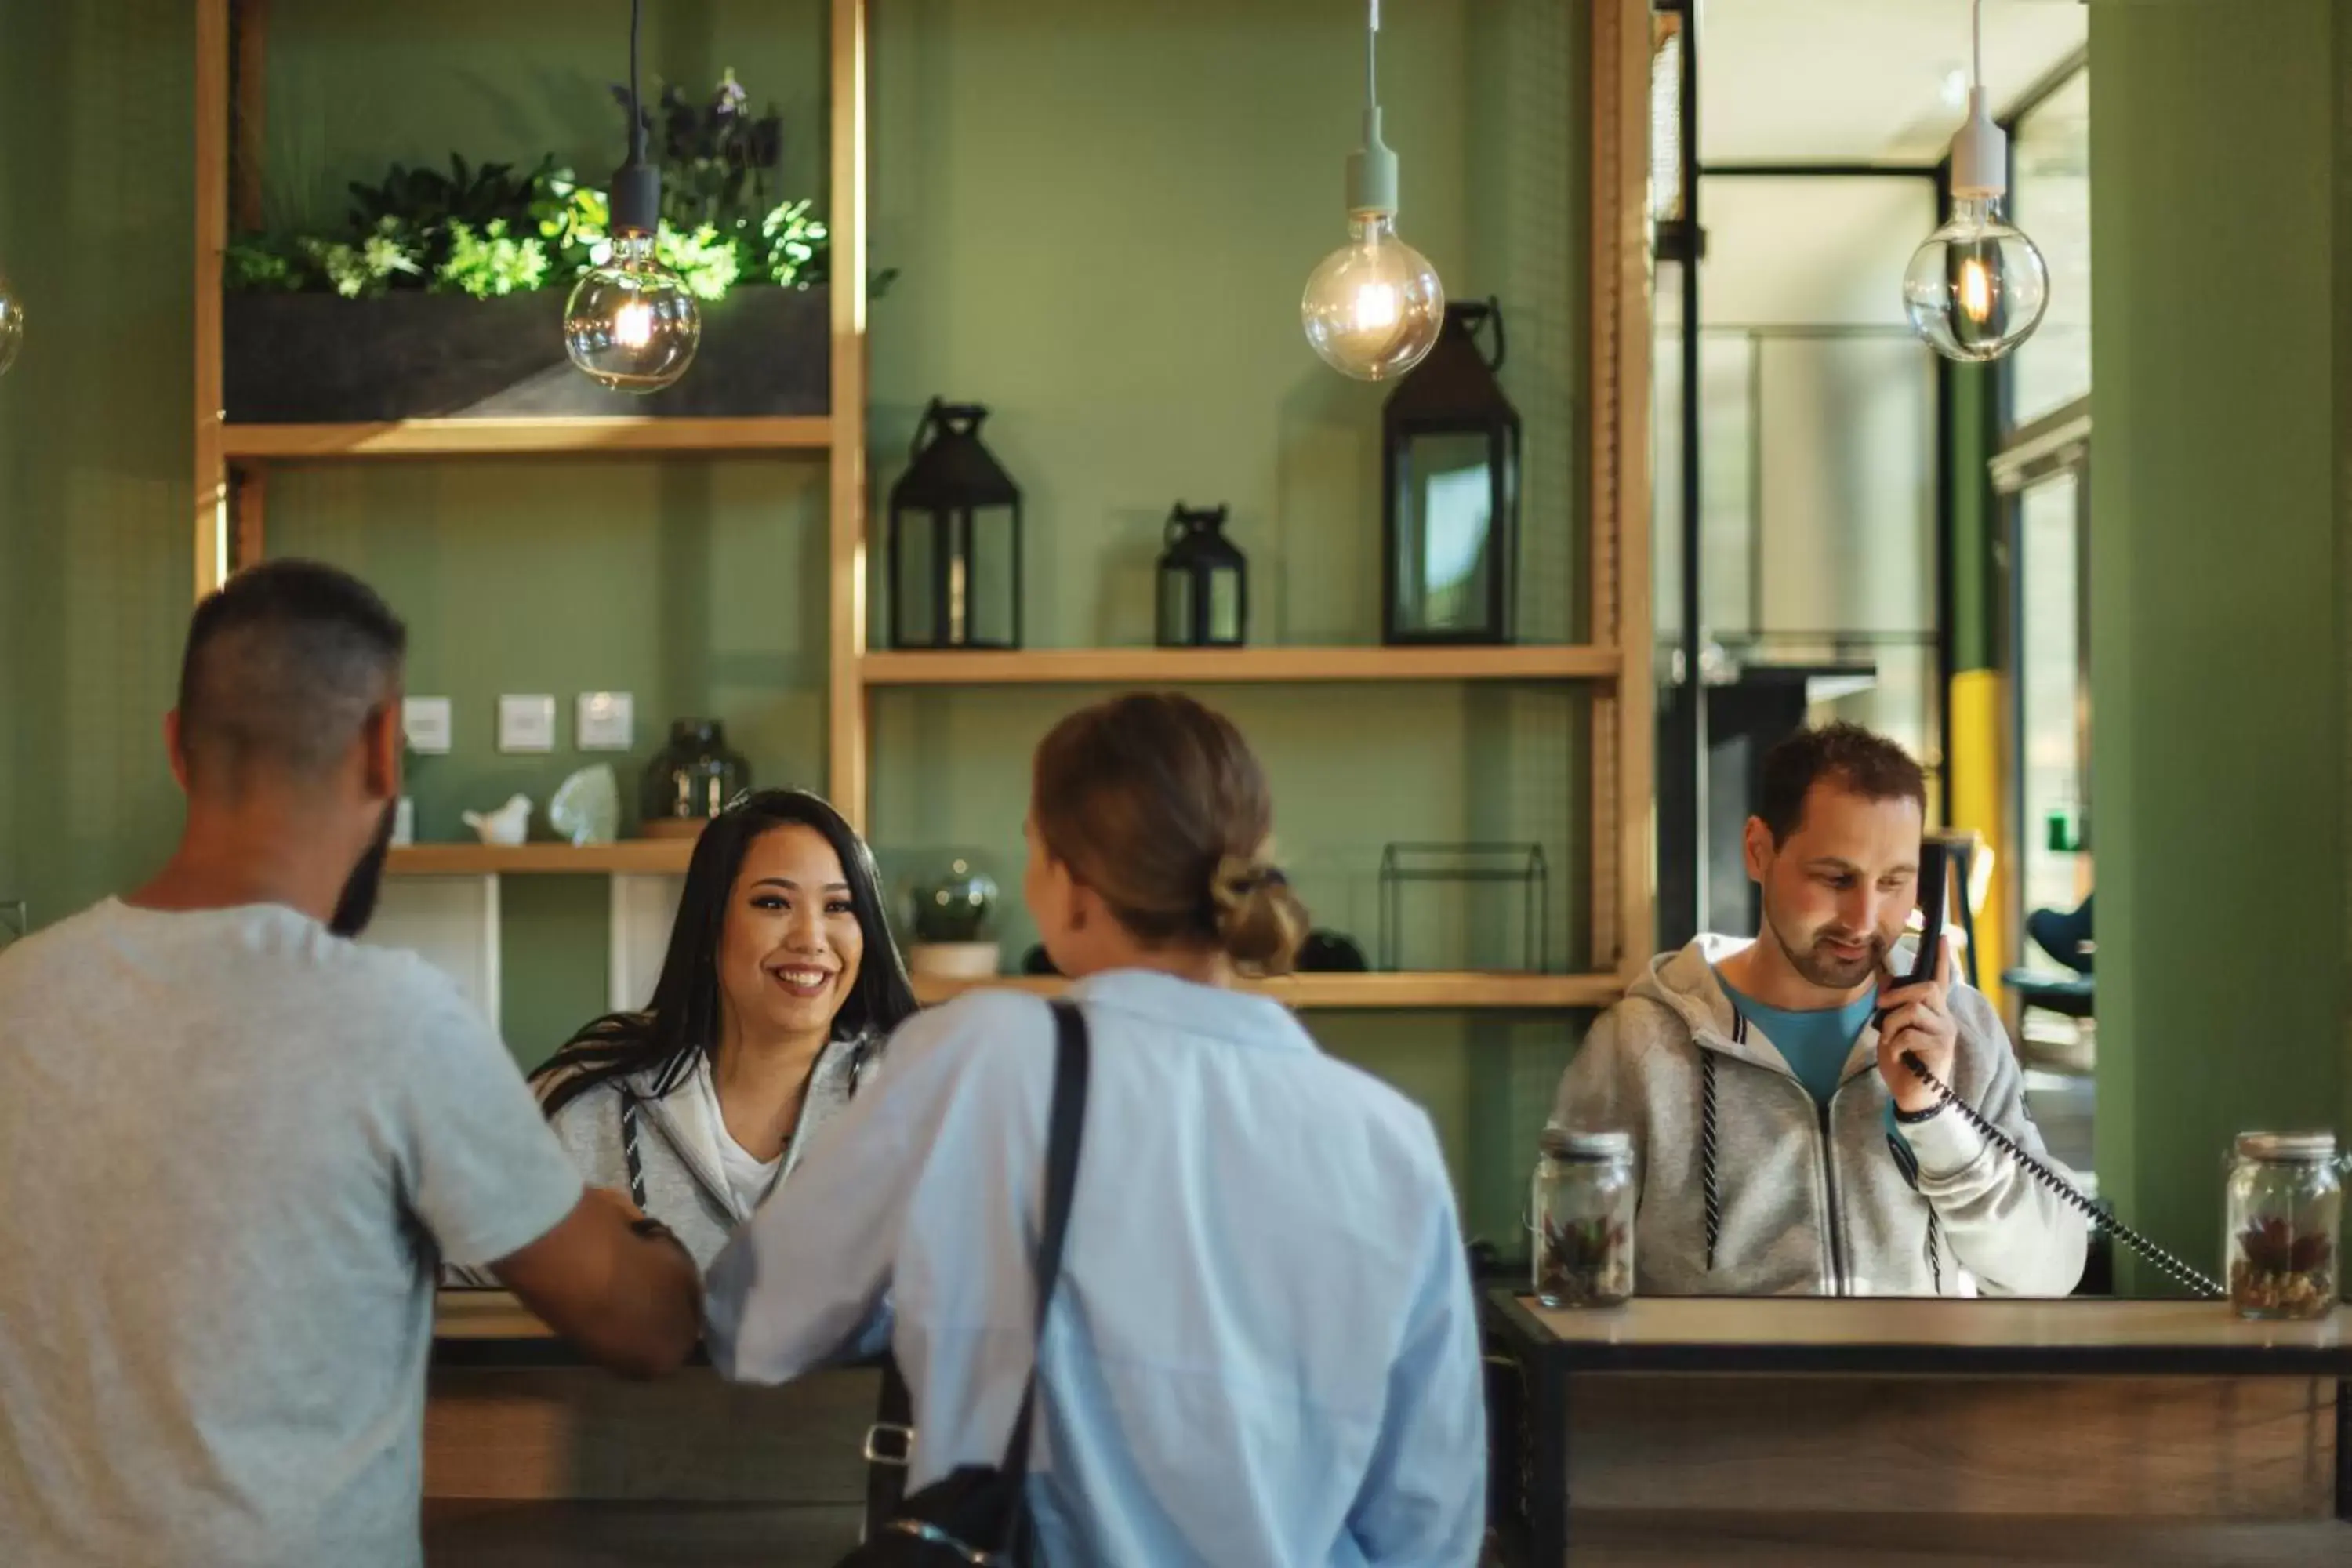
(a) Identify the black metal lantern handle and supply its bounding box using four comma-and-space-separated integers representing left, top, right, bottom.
1457, 296, 1506, 372
1165, 501, 1226, 547
912, 397, 990, 459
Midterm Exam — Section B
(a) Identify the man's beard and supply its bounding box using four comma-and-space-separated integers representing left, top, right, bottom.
1769, 909, 1886, 991
328, 800, 399, 938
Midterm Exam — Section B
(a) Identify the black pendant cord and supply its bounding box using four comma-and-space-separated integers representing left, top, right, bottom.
629, 0, 645, 165
609, 0, 660, 238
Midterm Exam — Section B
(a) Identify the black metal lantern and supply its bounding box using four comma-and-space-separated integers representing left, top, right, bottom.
887, 398, 1022, 649
1381, 299, 1520, 644
1156, 501, 1247, 648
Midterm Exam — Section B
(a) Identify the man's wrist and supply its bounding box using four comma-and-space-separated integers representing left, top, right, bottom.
1893, 1098, 1946, 1125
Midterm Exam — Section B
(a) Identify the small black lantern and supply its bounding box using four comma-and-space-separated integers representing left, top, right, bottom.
887, 398, 1022, 649
1381, 299, 1520, 644
1156, 501, 1247, 648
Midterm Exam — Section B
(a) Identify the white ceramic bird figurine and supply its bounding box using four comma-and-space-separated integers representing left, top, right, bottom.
462, 793, 532, 846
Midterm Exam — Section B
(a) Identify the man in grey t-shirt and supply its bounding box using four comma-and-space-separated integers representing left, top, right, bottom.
0, 561, 702, 1567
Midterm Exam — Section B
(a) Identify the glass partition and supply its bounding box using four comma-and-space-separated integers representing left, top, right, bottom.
2009, 68, 2092, 426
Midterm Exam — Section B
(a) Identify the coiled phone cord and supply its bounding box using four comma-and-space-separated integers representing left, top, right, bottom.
1898, 1050, 2226, 1300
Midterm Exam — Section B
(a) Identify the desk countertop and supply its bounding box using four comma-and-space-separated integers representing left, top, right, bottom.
437, 1289, 547, 1341
434, 1289, 694, 1368
1486, 1288, 2352, 1376
448, 1285, 2352, 1377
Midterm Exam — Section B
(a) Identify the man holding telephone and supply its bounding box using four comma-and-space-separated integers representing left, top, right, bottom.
1553, 722, 2087, 1296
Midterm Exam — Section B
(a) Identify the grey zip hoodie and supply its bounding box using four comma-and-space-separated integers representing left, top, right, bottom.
543, 1034, 881, 1268
1552, 937, 2088, 1298
445, 1034, 881, 1283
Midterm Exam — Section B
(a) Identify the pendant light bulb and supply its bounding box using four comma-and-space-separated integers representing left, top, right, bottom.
564, 231, 700, 392
0, 268, 22, 379
564, 0, 700, 392
1904, 1, 2049, 363
1302, 207, 1443, 383
1301, 0, 1443, 381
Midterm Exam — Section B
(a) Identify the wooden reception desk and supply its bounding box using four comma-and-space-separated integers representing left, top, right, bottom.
429, 1289, 2352, 1566
424, 1290, 874, 1566
1483, 1288, 2352, 1566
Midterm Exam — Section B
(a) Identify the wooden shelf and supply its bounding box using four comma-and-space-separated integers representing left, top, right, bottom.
219, 416, 833, 461
909, 971, 1622, 1011
387, 840, 698, 877
861, 644, 1622, 687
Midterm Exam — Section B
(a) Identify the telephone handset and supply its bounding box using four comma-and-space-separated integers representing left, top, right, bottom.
1885, 840, 2226, 1300
1878, 839, 1950, 1018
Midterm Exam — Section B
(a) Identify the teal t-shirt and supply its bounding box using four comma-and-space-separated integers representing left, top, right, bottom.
1715, 970, 1910, 1146
1715, 972, 1877, 1105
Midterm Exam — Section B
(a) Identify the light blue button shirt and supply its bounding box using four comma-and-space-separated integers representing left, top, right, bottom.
704, 969, 1486, 1568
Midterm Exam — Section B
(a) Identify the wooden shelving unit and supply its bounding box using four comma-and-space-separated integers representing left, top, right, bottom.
219, 416, 833, 461
861, 644, 1621, 688
912, 971, 1625, 1011
192, 1, 1655, 1016
386, 840, 698, 877
191, 0, 864, 594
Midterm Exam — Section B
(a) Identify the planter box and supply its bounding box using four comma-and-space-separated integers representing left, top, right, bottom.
222, 285, 829, 423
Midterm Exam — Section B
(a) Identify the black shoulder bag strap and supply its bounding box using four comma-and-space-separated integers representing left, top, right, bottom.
995, 998, 1091, 1557
861, 999, 1090, 1555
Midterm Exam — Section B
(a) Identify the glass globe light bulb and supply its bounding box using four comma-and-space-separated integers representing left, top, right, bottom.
0, 269, 23, 379
563, 234, 700, 392
1301, 213, 1445, 382
1903, 194, 2049, 364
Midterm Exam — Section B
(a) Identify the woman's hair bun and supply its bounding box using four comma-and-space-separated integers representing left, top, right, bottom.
1209, 852, 1308, 977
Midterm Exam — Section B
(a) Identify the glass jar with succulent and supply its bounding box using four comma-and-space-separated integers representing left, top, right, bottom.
2225, 1132, 2341, 1319
908, 858, 1000, 981
1531, 1127, 1635, 1309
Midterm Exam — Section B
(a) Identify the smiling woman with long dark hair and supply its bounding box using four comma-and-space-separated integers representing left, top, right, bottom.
528, 789, 918, 1266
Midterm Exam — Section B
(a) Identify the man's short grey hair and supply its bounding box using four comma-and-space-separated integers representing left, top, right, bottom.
176, 559, 408, 789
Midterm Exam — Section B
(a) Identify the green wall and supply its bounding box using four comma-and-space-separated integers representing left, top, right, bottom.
2088, 0, 2350, 1292
257, 0, 829, 235
0, 0, 1591, 1247
0, 0, 194, 925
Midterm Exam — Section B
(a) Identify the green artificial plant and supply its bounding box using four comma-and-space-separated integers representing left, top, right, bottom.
224, 72, 894, 301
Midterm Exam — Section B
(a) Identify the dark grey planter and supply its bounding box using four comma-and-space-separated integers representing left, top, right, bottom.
222, 285, 830, 423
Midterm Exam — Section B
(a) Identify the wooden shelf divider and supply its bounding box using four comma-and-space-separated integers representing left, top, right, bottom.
387, 840, 699, 877
220, 416, 833, 461
862, 644, 1621, 688
909, 970, 1622, 1011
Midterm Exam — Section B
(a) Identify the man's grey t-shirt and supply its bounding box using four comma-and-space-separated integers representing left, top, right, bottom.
0, 898, 584, 1567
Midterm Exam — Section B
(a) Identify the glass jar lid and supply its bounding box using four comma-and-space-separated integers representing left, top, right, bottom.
2234, 1131, 2339, 1163
1540, 1126, 1632, 1161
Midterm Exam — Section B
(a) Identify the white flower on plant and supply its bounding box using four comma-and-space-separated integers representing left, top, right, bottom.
361, 233, 420, 278
714, 67, 748, 117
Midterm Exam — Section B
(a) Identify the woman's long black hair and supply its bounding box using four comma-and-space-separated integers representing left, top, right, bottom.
532, 788, 919, 1120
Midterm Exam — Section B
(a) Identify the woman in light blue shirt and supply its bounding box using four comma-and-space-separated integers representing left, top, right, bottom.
705, 692, 1486, 1566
